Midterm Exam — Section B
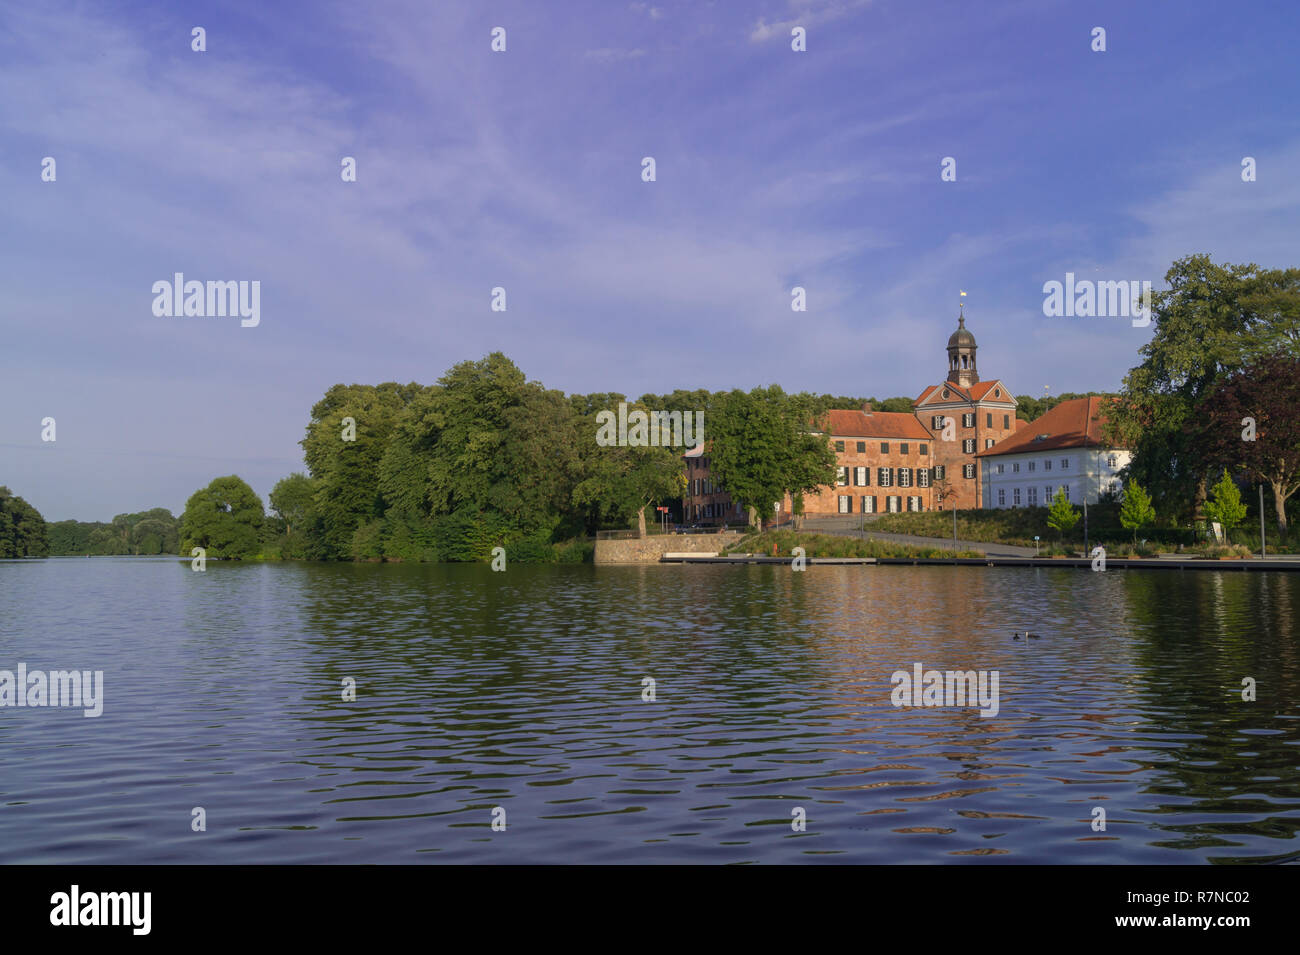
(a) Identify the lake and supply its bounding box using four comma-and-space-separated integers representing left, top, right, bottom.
1, 557, 1297, 863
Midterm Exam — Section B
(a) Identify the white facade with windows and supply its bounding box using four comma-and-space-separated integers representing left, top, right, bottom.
979, 447, 1130, 508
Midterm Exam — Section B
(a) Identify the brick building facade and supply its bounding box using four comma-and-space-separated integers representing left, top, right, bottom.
682, 313, 1018, 523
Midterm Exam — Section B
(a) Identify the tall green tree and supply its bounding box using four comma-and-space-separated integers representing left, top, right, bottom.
0, 487, 48, 558
1203, 472, 1248, 536
302, 381, 425, 558
1107, 255, 1297, 521
1045, 488, 1079, 541
708, 386, 836, 531
378, 354, 582, 556
1119, 480, 1157, 545
572, 398, 687, 537
180, 475, 265, 559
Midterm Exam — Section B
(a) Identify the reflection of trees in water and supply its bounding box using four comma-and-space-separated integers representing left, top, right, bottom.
1121, 571, 1300, 860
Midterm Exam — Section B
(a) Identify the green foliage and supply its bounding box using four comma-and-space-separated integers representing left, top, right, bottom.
0, 487, 48, 558
302, 381, 426, 559
1204, 472, 1248, 532
1045, 488, 1079, 539
1107, 255, 1300, 523
1119, 480, 1157, 544
572, 396, 687, 536
46, 508, 179, 556
724, 529, 982, 559
709, 386, 837, 530
179, 475, 265, 559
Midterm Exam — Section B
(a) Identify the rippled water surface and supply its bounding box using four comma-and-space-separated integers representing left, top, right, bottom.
1, 558, 1298, 863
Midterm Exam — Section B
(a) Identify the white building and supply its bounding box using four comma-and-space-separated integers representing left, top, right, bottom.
977, 396, 1130, 508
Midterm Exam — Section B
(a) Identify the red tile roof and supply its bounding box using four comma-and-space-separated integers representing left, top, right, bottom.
977, 396, 1119, 456
915, 380, 1012, 404
817, 409, 933, 440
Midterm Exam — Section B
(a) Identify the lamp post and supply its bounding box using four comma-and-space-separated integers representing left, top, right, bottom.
1260, 484, 1267, 558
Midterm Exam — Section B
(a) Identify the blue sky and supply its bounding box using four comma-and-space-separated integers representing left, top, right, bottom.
3, 0, 1298, 520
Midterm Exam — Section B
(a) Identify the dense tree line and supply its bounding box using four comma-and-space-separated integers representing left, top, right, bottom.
47, 508, 180, 556
174, 354, 844, 561
0, 487, 48, 558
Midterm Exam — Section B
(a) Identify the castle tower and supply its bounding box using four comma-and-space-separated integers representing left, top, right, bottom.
946, 309, 978, 387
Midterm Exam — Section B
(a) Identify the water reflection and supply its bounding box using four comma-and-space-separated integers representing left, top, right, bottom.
0, 558, 1296, 863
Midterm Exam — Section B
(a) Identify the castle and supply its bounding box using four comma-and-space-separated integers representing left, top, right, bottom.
683, 312, 1021, 523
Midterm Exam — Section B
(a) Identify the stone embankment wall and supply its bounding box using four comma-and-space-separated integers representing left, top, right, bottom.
594, 532, 746, 564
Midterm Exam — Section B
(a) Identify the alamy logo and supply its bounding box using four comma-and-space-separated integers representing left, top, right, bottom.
50, 885, 151, 935
890, 663, 999, 718
0, 664, 103, 717
595, 402, 703, 448
152, 273, 260, 327
1042, 272, 1152, 327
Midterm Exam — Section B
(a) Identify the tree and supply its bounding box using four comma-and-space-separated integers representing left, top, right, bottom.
180, 475, 265, 559
0, 487, 48, 558
269, 473, 317, 538
1203, 471, 1247, 537
708, 386, 836, 532
1202, 352, 1300, 534
1119, 480, 1156, 545
572, 398, 685, 537
1107, 255, 1299, 522
378, 354, 582, 557
1045, 488, 1079, 541
302, 381, 425, 559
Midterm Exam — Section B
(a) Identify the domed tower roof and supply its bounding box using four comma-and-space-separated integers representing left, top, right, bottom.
946, 309, 978, 386
948, 314, 976, 347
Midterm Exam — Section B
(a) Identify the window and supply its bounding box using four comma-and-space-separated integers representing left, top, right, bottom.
1028, 461, 1036, 472
907, 496, 921, 512
887, 496, 902, 513
1012, 462, 1020, 473
931, 415, 944, 430
1061, 459, 1069, 469
836, 466, 848, 486
1108, 454, 1118, 468
996, 463, 1005, 474
1026, 487, 1035, 506
919, 443, 928, 455
986, 413, 993, 427
933, 465, 946, 480
1003, 415, 1010, 429
962, 413, 975, 428
1062, 485, 1070, 501
1014, 488, 1022, 506
963, 439, 976, 453
1044, 459, 1052, 471
963, 464, 975, 479
854, 466, 867, 486
835, 440, 844, 452
918, 469, 930, 488
985, 438, 995, 449
856, 441, 866, 453
878, 468, 893, 487
998, 488, 1005, 506
861, 495, 876, 514
881, 442, 890, 454
900, 443, 909, 455
838, 495, 852, 513
899, 468, 912, 487
1045, 485, 1054, 501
